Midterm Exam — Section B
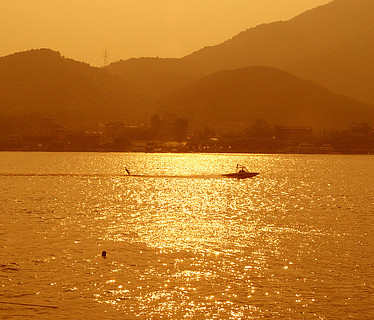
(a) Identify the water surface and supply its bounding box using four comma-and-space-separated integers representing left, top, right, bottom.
0, 152, 373, 319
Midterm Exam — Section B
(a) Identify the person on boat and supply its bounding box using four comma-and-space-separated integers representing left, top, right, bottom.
125, 167, 130, 175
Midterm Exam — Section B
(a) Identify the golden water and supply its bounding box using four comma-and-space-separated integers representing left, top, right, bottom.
0, 152, 373, 319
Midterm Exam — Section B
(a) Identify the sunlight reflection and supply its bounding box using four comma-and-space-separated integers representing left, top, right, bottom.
51, 153, 348, 318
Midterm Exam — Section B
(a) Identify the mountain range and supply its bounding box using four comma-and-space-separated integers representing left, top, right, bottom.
0, 49, 145, 126
156, 66, 372, 129
1, 0, 373, 130
108, 0, 374, 107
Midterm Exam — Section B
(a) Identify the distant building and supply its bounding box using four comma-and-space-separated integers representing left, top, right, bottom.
65, 131, 102, 150
105, 121, 126, 139
284, 142, 334, 154
275, 126, 312, 146
149, 114, 174, 140
349, 123, 373, 136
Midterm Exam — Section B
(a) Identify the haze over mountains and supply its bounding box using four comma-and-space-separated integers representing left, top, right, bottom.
1, 0, 373, 130
0, 49, 145, 125
156, 66, 372, 129
108, 0, 374, 106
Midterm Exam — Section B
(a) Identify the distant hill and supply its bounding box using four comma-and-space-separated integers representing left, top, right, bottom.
106, 58, 197, 103
108, 0, 374, 106
0, 49, 145, 126
156, 66, 374, 129
3, 0, 373, 132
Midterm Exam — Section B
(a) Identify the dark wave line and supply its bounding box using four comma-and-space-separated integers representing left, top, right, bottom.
0, 301, 58, 309
0, 173, 224, 179
0, 173, 123, 177
0, 173, 259, 179
129, 174, 224, 179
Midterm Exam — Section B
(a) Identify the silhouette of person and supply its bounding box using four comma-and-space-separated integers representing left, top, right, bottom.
237, 164, 245, 173
101, 250, 107, 258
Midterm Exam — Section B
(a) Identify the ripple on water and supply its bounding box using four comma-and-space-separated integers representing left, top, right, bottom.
0, 153, 373, 319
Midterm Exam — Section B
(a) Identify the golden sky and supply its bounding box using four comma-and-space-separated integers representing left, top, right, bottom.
1, 0, 331, 66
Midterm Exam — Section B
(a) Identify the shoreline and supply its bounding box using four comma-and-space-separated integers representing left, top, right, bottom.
0, 149, 372, 155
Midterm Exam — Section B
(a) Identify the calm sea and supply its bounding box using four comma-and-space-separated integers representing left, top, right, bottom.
0, 152, 373, 319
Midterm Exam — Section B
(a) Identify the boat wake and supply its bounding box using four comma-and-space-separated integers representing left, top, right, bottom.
128, 174, 224, 179
0, 173, 254, 179
0, 173, 125, 178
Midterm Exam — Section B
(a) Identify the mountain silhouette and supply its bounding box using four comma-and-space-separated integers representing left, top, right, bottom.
156, 66, 373, 129
106, 58, 197, 103
108, 0, 374, 106
0, 49, 144, 126
2, 0, 373, 132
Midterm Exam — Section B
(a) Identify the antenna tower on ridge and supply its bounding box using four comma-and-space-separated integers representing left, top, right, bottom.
103, 49, 109, 67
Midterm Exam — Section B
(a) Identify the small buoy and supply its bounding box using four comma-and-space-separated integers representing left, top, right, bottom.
101, 250, 107, 258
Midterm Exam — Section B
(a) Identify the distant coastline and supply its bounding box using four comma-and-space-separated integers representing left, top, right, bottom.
0, 148, 372, 155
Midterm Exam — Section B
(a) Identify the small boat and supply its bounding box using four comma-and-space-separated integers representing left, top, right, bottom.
222, 164, 259, 179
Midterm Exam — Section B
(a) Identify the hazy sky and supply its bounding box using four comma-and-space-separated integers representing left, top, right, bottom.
1, 0, 331, 66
